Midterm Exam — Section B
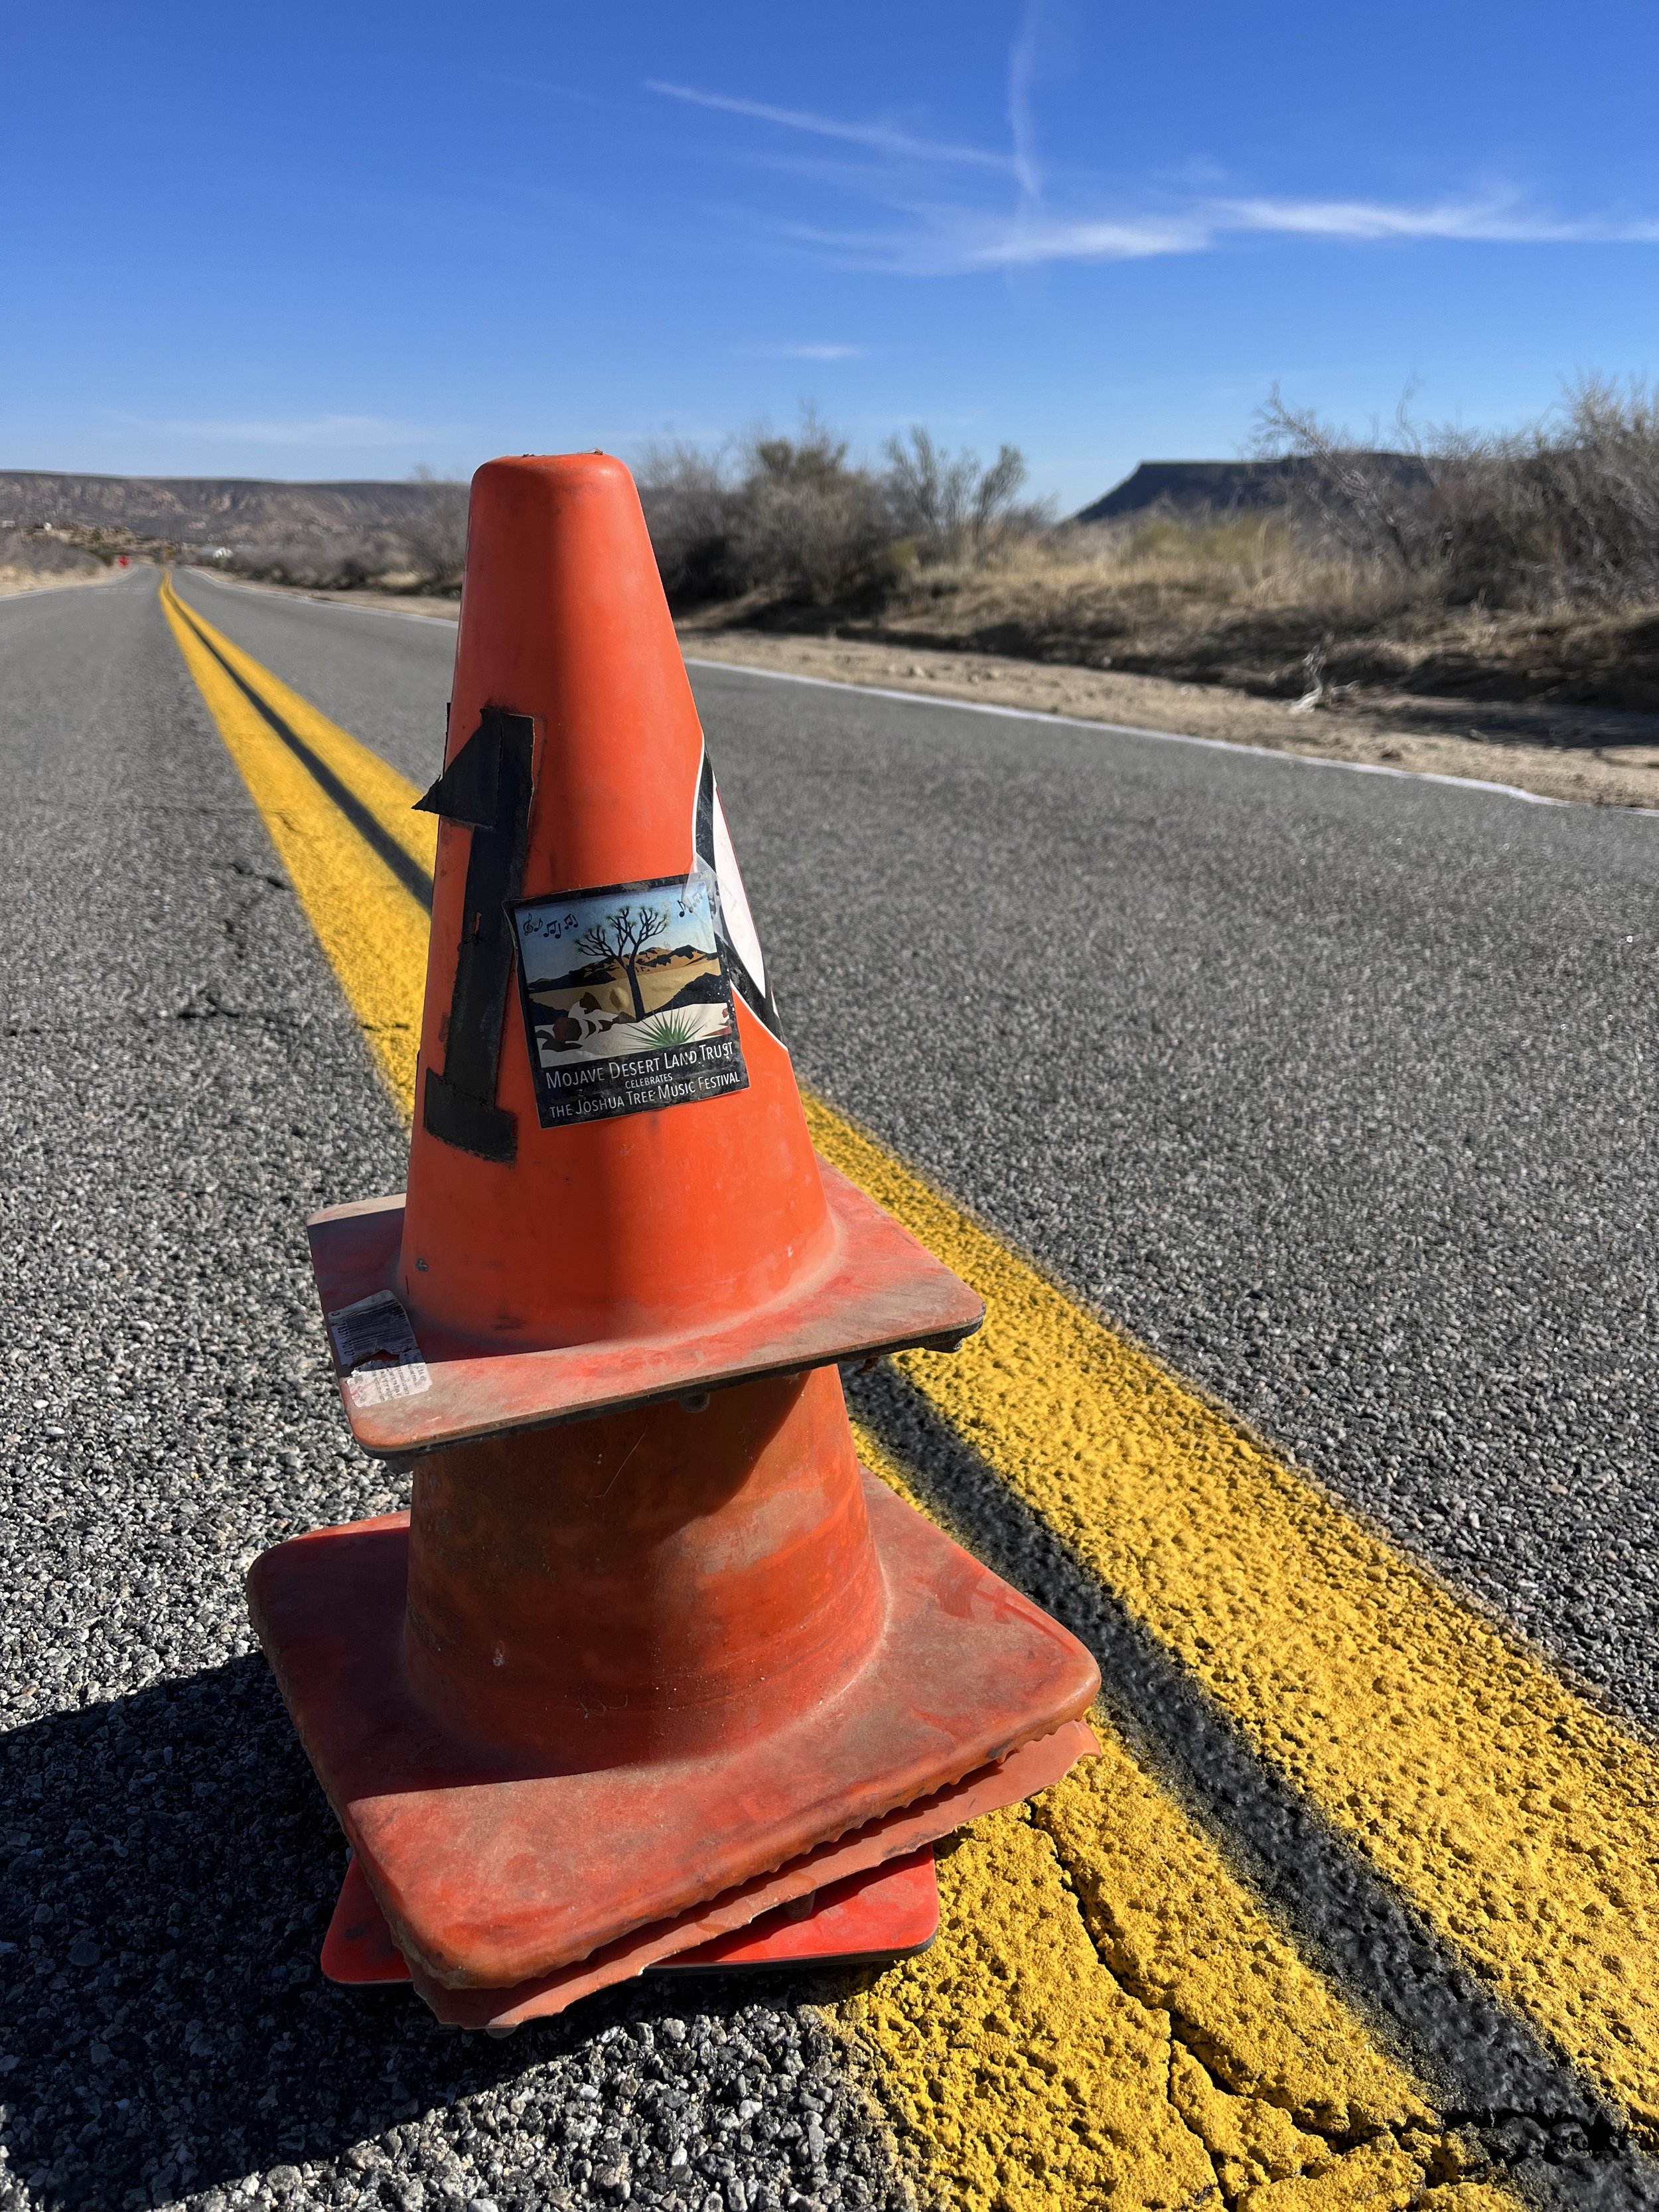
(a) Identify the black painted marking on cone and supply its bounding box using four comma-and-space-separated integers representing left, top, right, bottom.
166, 583, 434, 915
845, 1360, 1659, 2211
417, 709, 536, 1163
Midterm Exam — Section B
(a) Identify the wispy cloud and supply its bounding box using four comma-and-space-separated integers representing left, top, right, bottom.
1006, 1, 1045, 208
646, 73, 1659, 277
922, 210, 1212, 271
646, 80, 1013, 173
737, 341, 867, 360
939, 195, 1659, 271
1215, 196, 1659, 246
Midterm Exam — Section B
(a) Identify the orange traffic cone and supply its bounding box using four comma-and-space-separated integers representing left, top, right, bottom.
248, 454, 1099, 2031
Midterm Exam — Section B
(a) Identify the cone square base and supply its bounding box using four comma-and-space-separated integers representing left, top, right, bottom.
351, 1733, 1085, 2031
249, 1476, 1098, 1995
322, 1846, 939, 1989
654, 1844, 940, 1972
306, 1158, 985, 1459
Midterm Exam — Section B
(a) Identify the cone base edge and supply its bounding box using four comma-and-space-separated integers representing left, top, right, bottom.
321, 1843, 942, 1995
306, 1158, 983, 1458
248, 1475, 1100, 1994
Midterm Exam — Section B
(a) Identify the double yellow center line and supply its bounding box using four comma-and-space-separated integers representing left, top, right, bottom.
161, 573, 435, 1099
165, 571, 1657, 2207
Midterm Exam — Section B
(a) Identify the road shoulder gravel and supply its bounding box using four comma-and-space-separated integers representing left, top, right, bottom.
679, 627, 1659, 811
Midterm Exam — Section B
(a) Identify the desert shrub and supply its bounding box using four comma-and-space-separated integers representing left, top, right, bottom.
882, 429, 1042, 562
1258, 380, 1659, 609
729, 417, 893, 603
0, 529, 101, 577
636, 442, 743, 601
225, 530, 399, 590
638, 411, 1039, 609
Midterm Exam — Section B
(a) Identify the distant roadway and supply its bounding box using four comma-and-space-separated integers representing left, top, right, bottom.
1, 563, 1655, 2212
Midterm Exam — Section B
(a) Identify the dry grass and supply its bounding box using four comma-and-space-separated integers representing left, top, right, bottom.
0, 562, 114, 599
660, 386, 1659, 717
902, 514, 1413, 632
776, 517, 1659, 714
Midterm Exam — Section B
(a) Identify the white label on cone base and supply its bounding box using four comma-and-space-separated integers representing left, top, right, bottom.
327, 1291, 431, 1407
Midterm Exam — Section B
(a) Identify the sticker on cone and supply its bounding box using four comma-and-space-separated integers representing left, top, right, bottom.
512, 868, 749, 1127
693, 749, 780, 1039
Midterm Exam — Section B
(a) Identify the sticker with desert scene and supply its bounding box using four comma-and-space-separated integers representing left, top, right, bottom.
510, 871, 750, 1128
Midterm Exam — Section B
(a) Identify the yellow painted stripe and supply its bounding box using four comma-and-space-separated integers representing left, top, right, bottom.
159, 599, 1516, 2206
808, 1099, 1659, 2144
159, 574, 433, 1107
165, 576, 438, 878
843, 1435, 1509, 2211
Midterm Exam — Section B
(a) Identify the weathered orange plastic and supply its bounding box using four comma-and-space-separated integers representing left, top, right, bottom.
250, 1485, 1099, 1996
399, 451, 831, 1353
249, 454, 1102, 2025
655, 1848, 940, 1973
405, 1368, 881, 1765
323, 1846, 940, 1987
305, 1164, 983, 1459
308, 1718, 1097, 2030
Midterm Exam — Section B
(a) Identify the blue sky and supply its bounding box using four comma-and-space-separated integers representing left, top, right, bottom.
4, 0, 1657, 508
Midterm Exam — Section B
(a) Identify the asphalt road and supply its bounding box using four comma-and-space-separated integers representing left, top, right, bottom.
2, 565, 1655, 2212
699, 652, 1658, 1726
177, 566, 1659, 1727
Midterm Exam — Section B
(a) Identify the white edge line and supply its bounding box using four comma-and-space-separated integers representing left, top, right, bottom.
184, 567, 458, 628
684, 655, 1659, 820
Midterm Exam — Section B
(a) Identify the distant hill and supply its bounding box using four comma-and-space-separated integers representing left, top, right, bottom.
1073, 455, 1431, 524
0, 471, 450, 549
533, 945, 708, 995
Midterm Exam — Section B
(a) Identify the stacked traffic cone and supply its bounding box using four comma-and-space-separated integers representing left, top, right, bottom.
248, 454, 1099, 2031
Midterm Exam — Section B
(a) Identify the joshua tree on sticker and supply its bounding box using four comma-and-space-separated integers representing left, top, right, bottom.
575, 903, 669, 1022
